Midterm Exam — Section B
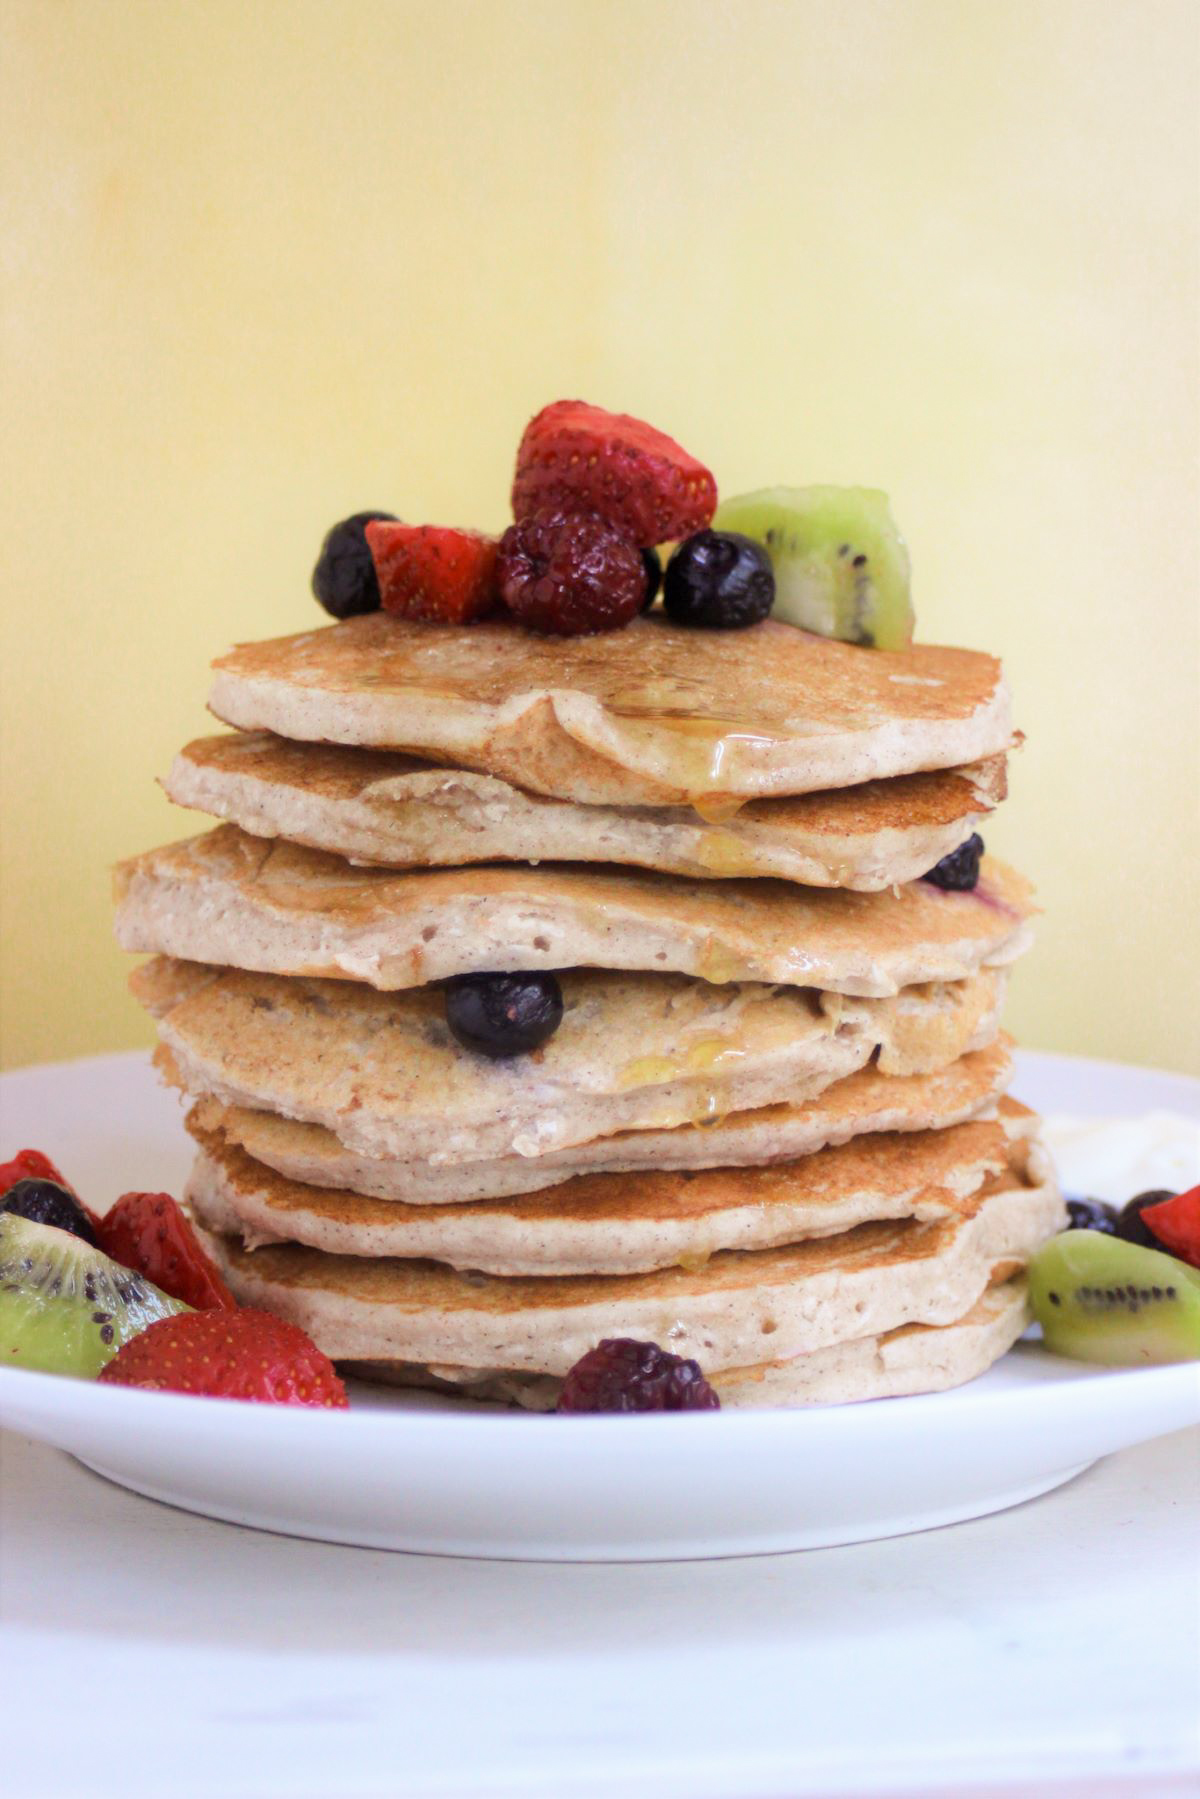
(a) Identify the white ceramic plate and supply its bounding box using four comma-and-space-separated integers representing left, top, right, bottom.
1, 1048, 1197, 1561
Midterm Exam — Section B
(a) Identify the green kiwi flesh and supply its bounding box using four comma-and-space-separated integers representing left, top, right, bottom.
1029, 1229, 1200, 1365
712, 485, 914, 649
0, 1212, 188, 1378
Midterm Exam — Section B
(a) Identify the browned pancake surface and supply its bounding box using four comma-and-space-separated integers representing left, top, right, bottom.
186, 1035, 1015, 1204
177, 731, 1008, 833
211, 1165, 1028, 1313
115, 825, 1035, 995
209, 613, 1011, 804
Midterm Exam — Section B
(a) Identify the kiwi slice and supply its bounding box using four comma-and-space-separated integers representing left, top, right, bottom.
712, 486, 914, 649
1030, 1229, 1200, 1365
0, 1212, 188, 1379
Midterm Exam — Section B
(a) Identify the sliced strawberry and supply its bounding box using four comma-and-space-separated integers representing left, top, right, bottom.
367, 522, 499, 624
0, 1149, 103, 1232
98, 1191, 237, 1311
97, 1308, 348, 1407
511, 400, 717, 547
1143, 1186, 1200, 1270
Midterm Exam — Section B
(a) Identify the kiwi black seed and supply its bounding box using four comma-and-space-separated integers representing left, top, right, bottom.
1029, 1229, 1200, 1366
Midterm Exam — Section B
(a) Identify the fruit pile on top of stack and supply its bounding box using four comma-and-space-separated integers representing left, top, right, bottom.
315, 399, 917, 648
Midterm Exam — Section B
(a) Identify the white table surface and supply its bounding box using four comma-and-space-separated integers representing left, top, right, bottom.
2, 1049, 1198, 1797
1, 1420, 1197, 1798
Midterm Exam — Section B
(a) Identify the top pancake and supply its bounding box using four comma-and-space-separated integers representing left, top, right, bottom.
208, 613, 1012, 806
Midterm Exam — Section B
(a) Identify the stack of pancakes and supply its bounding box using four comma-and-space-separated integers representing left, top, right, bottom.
115, 612, 1064, 1406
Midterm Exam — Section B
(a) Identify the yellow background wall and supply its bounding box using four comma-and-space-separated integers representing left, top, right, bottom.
2, 0, 1197, 1074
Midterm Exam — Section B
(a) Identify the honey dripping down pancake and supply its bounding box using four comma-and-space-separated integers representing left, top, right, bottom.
185, 1036, 1016, 1206
207, 613, 1013, 807
134, 957, 1009, 1164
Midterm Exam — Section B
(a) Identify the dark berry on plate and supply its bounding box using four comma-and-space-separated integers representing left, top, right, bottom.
1064, 1197, 1119, 1234
0, 1178, 98, 1246
496, 510, 646, 636
312, 511, 398, 619
445, 971, 564, 1058
641, 546, 663, 609
922, 833, 984, 891
557, 1337, 721, 1412
512, 400, 717, 547
1114, 1190, 1175, 1248
662, 530, 775, 630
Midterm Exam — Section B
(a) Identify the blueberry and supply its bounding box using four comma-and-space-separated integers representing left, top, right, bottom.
663, 530, 775, 630
922, 833, 984, 892
640, 547, 663, 610
444, 972, 564, 1059
0, 1179, 97, 1245
1114, 1191, 1175, 1248
1065, 1196, 1119, 1234
312, 511, 397, 619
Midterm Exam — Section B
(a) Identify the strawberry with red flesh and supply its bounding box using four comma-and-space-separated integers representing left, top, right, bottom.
98, 1308, 348, 1407
367, 522, 499, 624
98, 1191, 237, 1311
1143, 1186, 1200, 1270
511, 401, 717, 548
0, 1149, 73, 1195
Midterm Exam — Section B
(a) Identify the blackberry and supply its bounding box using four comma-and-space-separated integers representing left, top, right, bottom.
557, 1337, 721, 1412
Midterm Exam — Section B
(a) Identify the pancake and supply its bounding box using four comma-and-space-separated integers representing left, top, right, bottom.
134, 956, 1006, 1163
207, 613, 1012, 806
185, 1097, 1036, 1274
164, 732, 1007, 890
190, 1035, 1015, 1204
196, 1138, 1063, 1374
347, 1277, 1032, 1409
115, 826, 1035, 997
